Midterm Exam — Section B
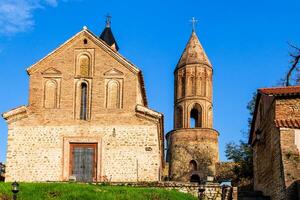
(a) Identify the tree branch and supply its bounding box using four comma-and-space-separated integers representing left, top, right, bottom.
286, 43, 300, 86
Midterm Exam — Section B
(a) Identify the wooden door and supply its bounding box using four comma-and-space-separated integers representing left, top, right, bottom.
70, 143, 97, 182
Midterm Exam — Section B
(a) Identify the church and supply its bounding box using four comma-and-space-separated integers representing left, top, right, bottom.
2, 18, 220, 184
2, 19, 164, 182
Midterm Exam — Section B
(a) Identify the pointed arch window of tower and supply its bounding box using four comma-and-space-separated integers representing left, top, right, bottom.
190, 104, 202, 128
80, 82, 88, 120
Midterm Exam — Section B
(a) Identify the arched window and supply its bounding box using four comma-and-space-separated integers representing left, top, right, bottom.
190, 104, 202, 128
175, 106, 183, 129
79, 55, 90, 76
44, 80, 57, 108
80, 82, 88, 120
106, 80, 120, 109
189, 160, 197, 171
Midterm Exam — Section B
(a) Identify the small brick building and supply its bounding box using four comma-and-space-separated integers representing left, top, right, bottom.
2, 22, 164, 183
250, 86, 300, 200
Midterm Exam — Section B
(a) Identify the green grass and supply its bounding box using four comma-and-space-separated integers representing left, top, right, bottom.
0, 182, 197, 200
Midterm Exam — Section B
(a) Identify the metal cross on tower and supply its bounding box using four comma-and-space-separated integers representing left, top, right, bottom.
105, 14, 112, 28
190, 17, 198, 32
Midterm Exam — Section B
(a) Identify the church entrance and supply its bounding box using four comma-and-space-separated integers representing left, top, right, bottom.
70, 143, 97, 182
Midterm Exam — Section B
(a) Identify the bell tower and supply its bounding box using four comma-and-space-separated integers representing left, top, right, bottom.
166, 29, 219, 182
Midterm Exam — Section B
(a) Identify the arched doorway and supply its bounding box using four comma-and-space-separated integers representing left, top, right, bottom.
190, 174, 200, 183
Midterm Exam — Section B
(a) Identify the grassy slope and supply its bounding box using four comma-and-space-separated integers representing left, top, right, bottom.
0, 183, 197, 200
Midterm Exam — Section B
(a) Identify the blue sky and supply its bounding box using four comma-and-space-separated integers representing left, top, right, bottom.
0, 0, 300, 162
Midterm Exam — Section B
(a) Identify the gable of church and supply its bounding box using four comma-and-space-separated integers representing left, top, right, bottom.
21, 29, 148, 124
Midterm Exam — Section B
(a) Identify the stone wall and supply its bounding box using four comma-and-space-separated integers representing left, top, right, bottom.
167, 128, 219, 182
252, 101, 286, 200
252, 95, 300, 200
5, 124, 161, 182
109, 181, 228, 199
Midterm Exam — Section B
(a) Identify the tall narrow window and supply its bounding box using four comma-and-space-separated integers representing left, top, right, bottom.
44, 80, 57, 108
80, 82, 88, 120
190, 104, 202, 128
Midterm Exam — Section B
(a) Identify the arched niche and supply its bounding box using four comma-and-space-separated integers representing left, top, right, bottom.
79, 54, 91, 77
106, 80, 120, 109
189, 160, 197, 171
44, 80, 57, 109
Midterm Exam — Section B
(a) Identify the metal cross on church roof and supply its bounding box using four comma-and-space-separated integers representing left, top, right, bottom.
190, 17, 198, 32
105, 14, 112, 28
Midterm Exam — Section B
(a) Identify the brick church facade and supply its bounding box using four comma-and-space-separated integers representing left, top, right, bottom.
2, 23, 164, 182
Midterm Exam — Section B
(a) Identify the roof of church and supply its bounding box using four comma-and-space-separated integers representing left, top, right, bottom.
176, 31, 212, 69
99, 27, 119, 51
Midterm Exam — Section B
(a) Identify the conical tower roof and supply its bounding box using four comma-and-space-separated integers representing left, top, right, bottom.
177, 31, 211, 68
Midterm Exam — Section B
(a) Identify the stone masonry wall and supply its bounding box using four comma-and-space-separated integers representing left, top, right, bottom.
5, 124, 161, 182
168, 128, 219, 182
253, 101, 286, 200
279, 128, 300, 188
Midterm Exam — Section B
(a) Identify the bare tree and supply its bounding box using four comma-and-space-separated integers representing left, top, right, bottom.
286, 43, 300, 86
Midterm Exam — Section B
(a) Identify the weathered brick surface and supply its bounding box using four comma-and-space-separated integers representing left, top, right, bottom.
251, 92, 300, 200
275, 98, 300, 120
167, 31, 219, 182
3, 29, 164, 182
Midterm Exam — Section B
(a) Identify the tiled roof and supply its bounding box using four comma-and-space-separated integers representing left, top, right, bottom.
275, 119, 300, 128
176, 31, 211, 69
259, 86, 300, 96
